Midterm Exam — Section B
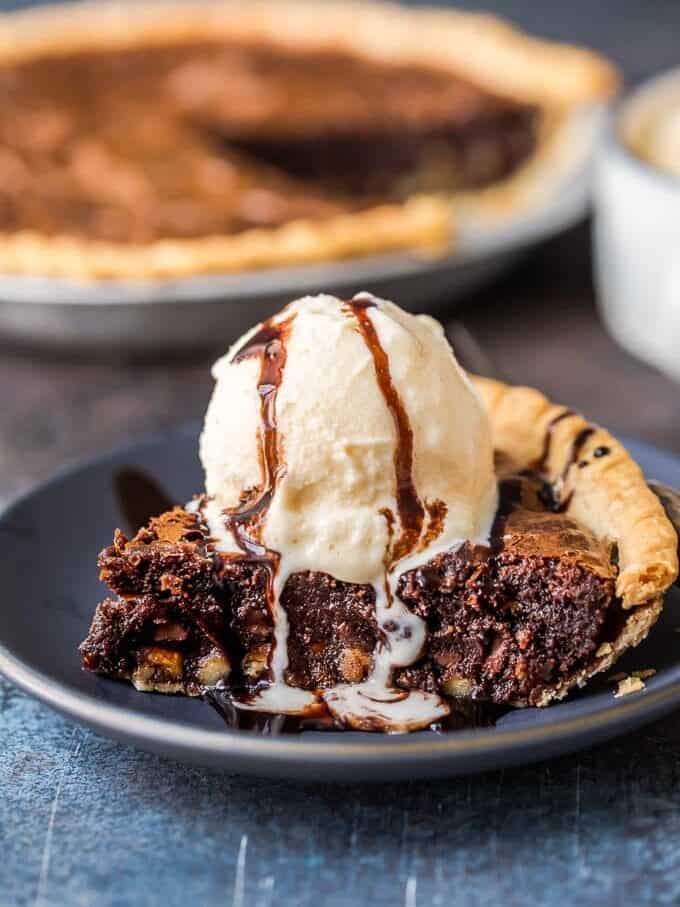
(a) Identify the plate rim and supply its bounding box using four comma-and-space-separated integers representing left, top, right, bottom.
3, 637, 680, 765
1, 427, 679, 769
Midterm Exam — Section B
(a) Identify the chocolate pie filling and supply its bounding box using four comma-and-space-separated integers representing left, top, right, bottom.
395, 505, 615, 706
0, 40, 539, 242
221, 562, 379, 691
82, 509, 231, 693
80, 472, 618, 711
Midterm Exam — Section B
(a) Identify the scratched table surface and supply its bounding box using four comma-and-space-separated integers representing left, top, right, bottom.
4, 1, 680, 905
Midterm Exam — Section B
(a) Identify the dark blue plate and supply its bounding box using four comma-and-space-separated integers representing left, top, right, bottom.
0, 426, 678, 781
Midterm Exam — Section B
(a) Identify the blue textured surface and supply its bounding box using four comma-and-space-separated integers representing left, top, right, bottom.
4, 675, 680, 907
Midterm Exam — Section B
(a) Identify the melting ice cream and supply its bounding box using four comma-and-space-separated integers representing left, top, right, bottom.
199, 293, 497, 731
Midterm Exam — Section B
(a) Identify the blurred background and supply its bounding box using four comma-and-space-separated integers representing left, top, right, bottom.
0, 0, 679, 508
2, 0, 678, 81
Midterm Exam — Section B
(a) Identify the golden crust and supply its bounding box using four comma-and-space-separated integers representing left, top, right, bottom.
470, 375, 677, 707
0, 0, 618, 280
0, 1, 618, 104
472, 376, 679, 609
0, 198, 450, 280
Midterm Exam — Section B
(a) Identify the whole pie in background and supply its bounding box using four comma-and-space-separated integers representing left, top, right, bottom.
0, 1, 618, 279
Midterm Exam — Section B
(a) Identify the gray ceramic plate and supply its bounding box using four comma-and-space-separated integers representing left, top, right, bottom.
1, 426, 679, 782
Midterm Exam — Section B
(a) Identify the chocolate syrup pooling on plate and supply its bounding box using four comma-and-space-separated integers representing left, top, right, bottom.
203, 689, 338, 734
204, 688, 503, 735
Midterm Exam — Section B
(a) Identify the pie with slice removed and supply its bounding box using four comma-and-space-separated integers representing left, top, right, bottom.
0, 1, 618, 278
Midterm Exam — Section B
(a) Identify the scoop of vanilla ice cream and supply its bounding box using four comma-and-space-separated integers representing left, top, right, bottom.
200, 293, 497, 584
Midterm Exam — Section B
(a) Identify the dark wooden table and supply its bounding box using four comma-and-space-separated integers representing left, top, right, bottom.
3, 1, 680, 904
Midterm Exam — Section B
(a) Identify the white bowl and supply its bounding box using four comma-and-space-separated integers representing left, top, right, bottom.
594, 68, 680, 381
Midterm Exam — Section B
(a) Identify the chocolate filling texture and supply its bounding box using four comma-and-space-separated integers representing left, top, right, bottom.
82, 474, 618, 709
0, 40, 540, 242
396, 506, 615, 706
220, 563, 378, 690
80, 508, 231, 694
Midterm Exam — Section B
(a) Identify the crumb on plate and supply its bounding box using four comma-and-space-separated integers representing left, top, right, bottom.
614, 676, 646, 698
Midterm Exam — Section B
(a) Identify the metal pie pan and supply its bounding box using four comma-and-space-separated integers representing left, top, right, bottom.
0, 147, 594, 355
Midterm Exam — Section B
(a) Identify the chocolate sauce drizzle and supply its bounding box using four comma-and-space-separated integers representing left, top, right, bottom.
538, 425, 596, 513
225, 318, 293, 561
421, 499, 448, 551
489, 476, 524, 551
221, 315, 294, 673
343, 297, 425, 565
566, 428, 596, 477
530, 409, 602, 514
534, 409, 574, 473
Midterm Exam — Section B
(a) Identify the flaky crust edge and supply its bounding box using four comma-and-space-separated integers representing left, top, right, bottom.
0, 198, 451, 280
470, 376, 678, 705
0, 0, 618, 279
473, 375, 678, 607
0, 0, 618, 104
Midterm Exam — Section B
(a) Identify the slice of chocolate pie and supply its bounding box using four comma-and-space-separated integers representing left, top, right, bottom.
81, 295, 678, 732
0, 1, 617, 278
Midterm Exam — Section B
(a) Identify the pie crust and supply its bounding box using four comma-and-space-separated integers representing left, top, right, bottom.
472, 376, 679, 705
0, 0, 619, 279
